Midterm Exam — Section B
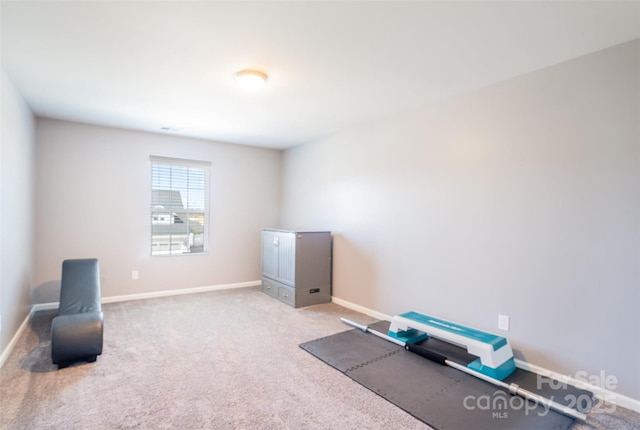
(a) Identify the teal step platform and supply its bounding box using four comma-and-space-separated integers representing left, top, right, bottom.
388, 311, 516, 380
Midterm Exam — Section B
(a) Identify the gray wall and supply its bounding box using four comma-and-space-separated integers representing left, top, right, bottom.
0, 68, 35, 354
34, 119, 281, 302
281, 40, 640, 399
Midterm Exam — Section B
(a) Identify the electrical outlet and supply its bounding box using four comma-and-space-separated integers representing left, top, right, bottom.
132, 270, 139, 281
498, 314, 510, 331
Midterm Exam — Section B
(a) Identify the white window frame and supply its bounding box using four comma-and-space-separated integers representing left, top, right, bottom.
149, 156, 211, 257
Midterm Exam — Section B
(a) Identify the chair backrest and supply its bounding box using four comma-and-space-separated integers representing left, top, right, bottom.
58, 259, 102, 315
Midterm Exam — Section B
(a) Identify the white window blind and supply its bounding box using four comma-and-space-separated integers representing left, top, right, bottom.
150, 156, 211, 256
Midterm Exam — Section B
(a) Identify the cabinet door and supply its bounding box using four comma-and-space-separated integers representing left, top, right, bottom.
262, 230, 278, 280
276, 232, 296, 286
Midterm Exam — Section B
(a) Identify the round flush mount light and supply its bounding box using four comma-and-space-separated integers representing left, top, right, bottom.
234, 69, 268, 91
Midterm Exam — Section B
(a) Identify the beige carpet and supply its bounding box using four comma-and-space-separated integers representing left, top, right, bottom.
1, 287, 427, 429
1, 286, 639, 429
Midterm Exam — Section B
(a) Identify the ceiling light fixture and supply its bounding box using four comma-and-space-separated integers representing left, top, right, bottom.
234, 69, 268, 91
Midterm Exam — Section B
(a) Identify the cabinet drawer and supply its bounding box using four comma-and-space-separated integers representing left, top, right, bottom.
261, 277, 277, 298
277, 284, 295, 306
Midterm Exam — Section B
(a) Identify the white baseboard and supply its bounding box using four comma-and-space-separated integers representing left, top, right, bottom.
515, 359, 640, 414
0, 308, 33, 369
331, 296, 392, 322
101, 280, 260, 304
31, 280, 261, 312
3, 280, 261, 367
330, 295, 640, 414
31, 302, 59, 312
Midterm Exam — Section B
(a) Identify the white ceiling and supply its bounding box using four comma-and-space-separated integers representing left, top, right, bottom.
2, 1, 639, 149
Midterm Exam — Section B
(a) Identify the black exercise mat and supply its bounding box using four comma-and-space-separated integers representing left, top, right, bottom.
300, 321, 592, 430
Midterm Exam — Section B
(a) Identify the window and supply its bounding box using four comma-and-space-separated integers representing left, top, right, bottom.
150, 156, 210, 256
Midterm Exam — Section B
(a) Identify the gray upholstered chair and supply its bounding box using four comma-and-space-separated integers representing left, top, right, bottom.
51, 259, 104, 369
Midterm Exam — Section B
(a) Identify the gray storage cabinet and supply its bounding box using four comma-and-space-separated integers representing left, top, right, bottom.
261, 229, 332, 307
